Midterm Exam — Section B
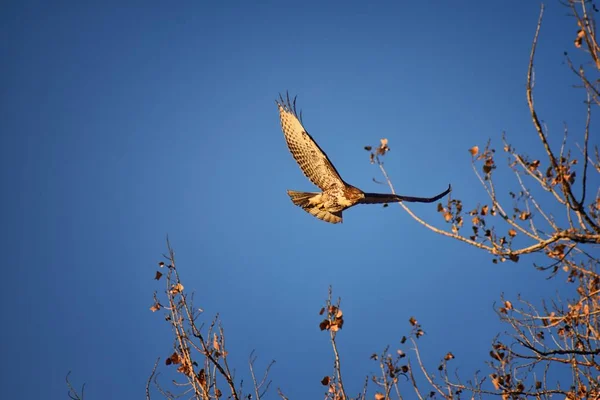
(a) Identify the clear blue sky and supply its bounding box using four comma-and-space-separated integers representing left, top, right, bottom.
1, 1, 594, 398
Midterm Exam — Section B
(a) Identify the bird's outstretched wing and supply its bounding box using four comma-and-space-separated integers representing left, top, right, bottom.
277, 93, 345, 191
359, 184, 452, 204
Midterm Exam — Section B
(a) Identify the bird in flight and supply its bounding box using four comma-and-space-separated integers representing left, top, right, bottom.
277, 93, 451, 224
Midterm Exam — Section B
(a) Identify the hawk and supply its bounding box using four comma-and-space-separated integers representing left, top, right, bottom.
277, 94, 452, 224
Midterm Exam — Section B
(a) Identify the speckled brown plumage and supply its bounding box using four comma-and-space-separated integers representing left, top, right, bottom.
277, 93, 451, 224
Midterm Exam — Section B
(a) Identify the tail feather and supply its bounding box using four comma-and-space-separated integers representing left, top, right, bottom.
287, 190, 317, 208
286, 190, 343, 224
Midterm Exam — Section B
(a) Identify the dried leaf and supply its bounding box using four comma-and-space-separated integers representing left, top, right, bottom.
481, 205, 489, 215
504, 300, 513, 310
158, 261, 165, 267
150, 303, 161, 312
170, 283, 184, 295
444, 352, 455, 360
516, 382, 524, 392
331, 317, 344, 331
469, 146, 479, 156
197, 369, 206, 388
375, 393, 385, 400
167, 352, 181, 365
213, 334, 220, 351
321, 376, 330, 386
508, 229, 517, 237
319, 307, 325, 315
491, 374, 501, 390
364, 146, 372, 151
528, 160, 540, 171
319, 320, 330, 331
155, 271, 163, 280
409, 316, 417, 326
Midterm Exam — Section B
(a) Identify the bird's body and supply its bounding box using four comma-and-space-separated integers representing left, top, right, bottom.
277, 94, 451, 224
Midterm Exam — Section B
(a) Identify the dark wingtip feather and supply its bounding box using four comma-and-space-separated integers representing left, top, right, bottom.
276, 91, 302, 122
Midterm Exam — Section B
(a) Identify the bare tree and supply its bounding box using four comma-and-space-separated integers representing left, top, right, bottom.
147, 238, 276, 400
316, 2, 600, 399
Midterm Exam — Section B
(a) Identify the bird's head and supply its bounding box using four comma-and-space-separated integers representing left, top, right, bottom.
345, 185, 365, 201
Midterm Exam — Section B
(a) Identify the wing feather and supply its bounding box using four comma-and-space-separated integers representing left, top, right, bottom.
277, 94, 345, 191
360, 185, 452, 204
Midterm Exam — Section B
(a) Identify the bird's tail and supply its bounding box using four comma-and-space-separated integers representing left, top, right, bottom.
287, 190, 343, 223
287, 190, 318, 208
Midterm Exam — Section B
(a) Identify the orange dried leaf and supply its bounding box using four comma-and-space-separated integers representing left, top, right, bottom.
444, 212, 452, 222
469, 146, 479, 156
170, 283, 184, 295
504, 301, 513, 310
444, 352, 455, 360
508, 229, 517, 237
526, 160, 540, 172
213, 334, 220, 351
409, 316, 417, 326
375, 393, 385, 400
150, 303, 161, 312
481, 205, 489, 215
